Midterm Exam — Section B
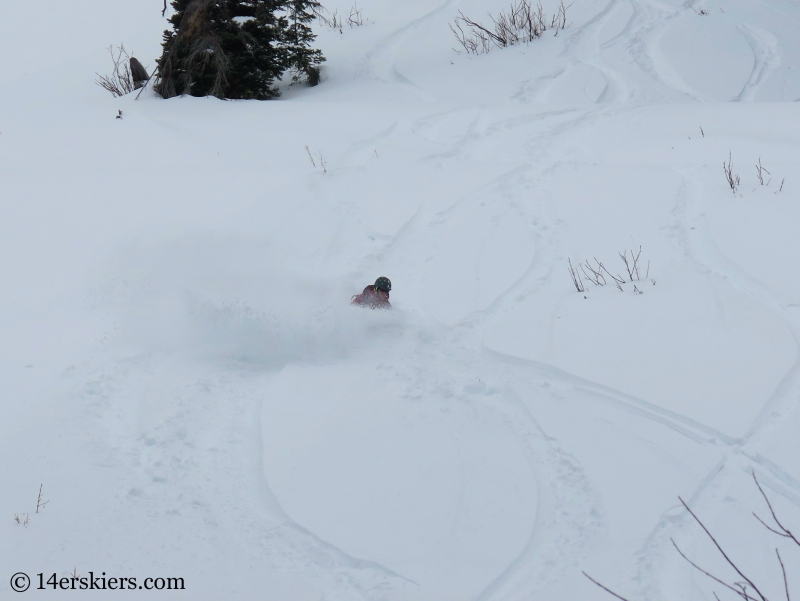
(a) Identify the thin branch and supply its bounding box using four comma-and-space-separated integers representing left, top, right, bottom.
752, 472, 800, 547
598, 259, 625, 285
36, 484, 49, 513
568, 258, 585, 292
672, 539, 758, 601
777, 549, 789, 601
679, 497, 768, 601
756, 157, 771, 186
724, 151, 740, 193
582, 572, 632, 601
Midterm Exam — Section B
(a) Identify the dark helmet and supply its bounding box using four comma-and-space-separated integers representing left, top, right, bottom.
374, 276, 391, 292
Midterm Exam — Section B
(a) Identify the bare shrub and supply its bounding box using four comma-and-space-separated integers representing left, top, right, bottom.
36, 484, 49, 513
568, 258, 585, 292
755, 156, 771, 186
304, 145, 327, 174
618, 246, 649, 282
95, 44, 136, 97
313, 4, 343, 31
348, 2, 365, 26
568, 248, 652, 294
314, 3, 367, 31
724, 151, 741, 193
450, 0, 571, 55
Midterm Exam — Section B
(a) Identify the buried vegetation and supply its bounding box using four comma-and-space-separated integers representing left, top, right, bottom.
450, 0, 571, 55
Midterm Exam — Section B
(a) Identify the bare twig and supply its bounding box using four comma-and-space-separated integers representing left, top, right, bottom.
581, 259, 606, 286
568, 258, 585, 292
724, 152, 740, 193
756, 157, 771, 186
315, 5, 344, 31
777, 549, 790, 601
672, 539, 758, 601
752, 472, 800, 547
36, 484, 49, 513
679, 497, 768, 601
583, 572, 632, 601
305, 145, 316, 167
347, 2, 365, 27
619, 247, 642, 281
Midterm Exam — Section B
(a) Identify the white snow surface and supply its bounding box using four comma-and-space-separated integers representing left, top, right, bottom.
2, 0, 800, 599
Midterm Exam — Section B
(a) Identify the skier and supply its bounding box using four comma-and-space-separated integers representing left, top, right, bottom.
351, 277, 391, 310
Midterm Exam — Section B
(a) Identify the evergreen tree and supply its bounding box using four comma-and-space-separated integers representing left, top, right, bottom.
283, 0, 325, 85
155, 0, 324, 100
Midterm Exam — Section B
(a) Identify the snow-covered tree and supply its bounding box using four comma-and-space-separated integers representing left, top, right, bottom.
155, 0, 324, 99
283, 0, 325, 85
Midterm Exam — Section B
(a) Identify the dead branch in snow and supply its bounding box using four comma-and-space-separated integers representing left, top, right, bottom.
583, 572, 632, 600
619, 246, 643, 281
569, 249, 651, 293
724, 151, 740, 193
675, 495, 769, 601
36, 484, 49, 513
305, 145, 316, 167
450, 0, 569, 55
756, 156, 771, 186
552, 0, 572, 33
568, 258, 585, 292
580, 259, 607, 286
752, 472, 800, 548
347, 2, 366, 27
590, 474, 799, 601
598, 260, 626, 286
314, 4, 344, 32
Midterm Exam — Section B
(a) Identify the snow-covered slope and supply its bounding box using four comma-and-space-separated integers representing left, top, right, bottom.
2, 0, 800, 599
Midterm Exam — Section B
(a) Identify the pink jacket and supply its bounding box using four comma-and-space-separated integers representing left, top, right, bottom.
351, 285, 391, 310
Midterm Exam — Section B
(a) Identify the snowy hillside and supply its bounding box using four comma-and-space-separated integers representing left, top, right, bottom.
2, 0, 800, 599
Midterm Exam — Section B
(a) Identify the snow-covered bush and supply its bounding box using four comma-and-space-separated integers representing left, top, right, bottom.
450, 0, 570, 55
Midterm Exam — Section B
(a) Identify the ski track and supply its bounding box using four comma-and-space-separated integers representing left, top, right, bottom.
361, 0, 456, 103
733, 25, 781, 101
